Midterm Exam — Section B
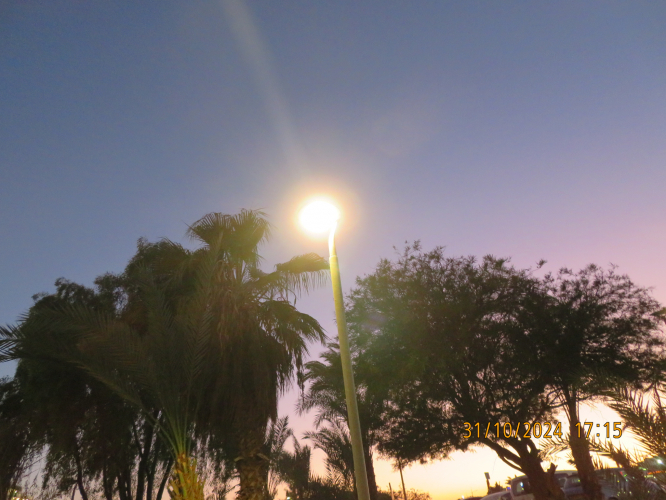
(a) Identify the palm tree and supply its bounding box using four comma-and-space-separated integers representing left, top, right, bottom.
262, 416, 293, 500
276, 433, 357, 500
0, 378, 36, 500
277, 437, 313, 500
0, 210, 327, 500
543, 384, 666, 500
167, 210, 328, 500
298, 343, 384, 500
304, 420, 355, 491
536, 266, 665, 500
608, 385, 666, 466
1, 276, 180, 500
1, 267, 212, 500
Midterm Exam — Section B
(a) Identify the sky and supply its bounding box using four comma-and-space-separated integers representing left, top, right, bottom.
1, 1, 666, 499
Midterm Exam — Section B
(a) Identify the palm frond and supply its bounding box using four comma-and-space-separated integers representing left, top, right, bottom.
539, 432, 572, 463
0, 325, 21, 361
265, 416, 293, 459
256, 253, 329, 299
304, 420, 355, 489
186, 210, 271, 266
608, 386, 666, 459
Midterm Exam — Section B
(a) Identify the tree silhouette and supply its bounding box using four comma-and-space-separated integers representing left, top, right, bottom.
345, 245, 566, 500
537, 265, 665, 500
299, 342, 385, 500
0, 210, 328, 500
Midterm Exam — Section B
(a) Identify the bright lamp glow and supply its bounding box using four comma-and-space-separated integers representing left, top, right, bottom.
299, 200, 340, 233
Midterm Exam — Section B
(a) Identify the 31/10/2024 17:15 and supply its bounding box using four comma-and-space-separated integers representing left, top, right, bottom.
462, 421, 623, 439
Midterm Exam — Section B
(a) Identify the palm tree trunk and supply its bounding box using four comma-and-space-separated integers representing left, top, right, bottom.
236, 424, 268, 500
237, 455, 266, 500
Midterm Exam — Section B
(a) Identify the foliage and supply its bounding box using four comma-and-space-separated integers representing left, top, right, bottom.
262, 416, 293, 500
0, 378, 36, 500
169, 454, 205, 500
378, 488, 431, 500
343, 244, 665, 500
172, 210, 328, 500
275, 432, 358, 500
0, 276, 172, 500
298, 342, 386, 499
344, 244, 566, 500
298, 478, 355, 500
609, 386, 666, 461
277, 437, 312, 500
402, 490, 432, 500
0, 210, 327, 500
537, 265, 666, 500
7, 264, 214, 499
582, 383, 666, 498
304, 420, 355, 490
540, 265, 665, 401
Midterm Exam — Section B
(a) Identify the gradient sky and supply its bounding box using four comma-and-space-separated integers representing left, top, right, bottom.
2, 2, 665, 499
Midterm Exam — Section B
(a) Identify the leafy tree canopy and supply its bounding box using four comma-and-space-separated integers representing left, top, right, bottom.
346, 245, 567, 500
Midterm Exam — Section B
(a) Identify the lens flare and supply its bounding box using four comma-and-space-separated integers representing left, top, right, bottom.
299, 200, 340, 233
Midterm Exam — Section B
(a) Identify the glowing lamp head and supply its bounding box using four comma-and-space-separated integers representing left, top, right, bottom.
299, 200, 340, 233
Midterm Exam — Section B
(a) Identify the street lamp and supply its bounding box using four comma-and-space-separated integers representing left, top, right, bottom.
299, 199, 371, 500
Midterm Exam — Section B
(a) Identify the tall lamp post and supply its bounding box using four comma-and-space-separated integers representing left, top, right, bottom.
299, 200, 371, 500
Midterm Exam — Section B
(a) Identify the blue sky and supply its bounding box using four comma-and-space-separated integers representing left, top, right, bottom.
1, 1, 665, 498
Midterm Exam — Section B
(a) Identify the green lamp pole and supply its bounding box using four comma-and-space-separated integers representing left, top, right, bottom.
300, 201, 371, 500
